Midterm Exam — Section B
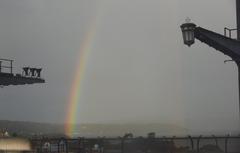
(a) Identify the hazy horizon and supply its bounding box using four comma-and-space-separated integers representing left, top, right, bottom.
2, 120, 239, 138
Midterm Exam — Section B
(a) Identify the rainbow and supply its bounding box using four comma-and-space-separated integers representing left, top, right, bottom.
64, 19, 98, 137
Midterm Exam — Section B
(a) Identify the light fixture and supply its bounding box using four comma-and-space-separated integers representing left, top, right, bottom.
29, 68, 36, 77
180, 21, 196, 47
22, 67, 30, 76
35, 68, 42, 78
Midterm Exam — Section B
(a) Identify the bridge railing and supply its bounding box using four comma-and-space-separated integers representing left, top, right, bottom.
30, 135, 240, 153
0, 58, 13, 74
224, 27, 239, 39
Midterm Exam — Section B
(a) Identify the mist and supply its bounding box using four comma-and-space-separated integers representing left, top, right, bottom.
0, 0, 239, 135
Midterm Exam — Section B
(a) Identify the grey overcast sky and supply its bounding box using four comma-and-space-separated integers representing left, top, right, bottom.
0, 0, 239, 134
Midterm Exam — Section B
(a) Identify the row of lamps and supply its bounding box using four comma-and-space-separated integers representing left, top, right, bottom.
22, 67, 42, 78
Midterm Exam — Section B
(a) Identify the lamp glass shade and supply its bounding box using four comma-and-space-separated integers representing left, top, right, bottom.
180, 23, 196, 46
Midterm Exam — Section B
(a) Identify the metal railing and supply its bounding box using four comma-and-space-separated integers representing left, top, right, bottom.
30, 135, 240, 153
224, 27, 239, 39
0, 58, 13, 74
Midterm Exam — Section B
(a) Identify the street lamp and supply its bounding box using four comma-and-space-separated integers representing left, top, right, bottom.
180, 22, 196, 47
22, 67, 30, 76
180, 20, 240, 118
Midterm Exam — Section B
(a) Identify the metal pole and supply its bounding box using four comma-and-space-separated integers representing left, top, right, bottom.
188, 135, 194, 150
66, 139, 69, 153
57, 142, 60, 153
10, 60, 13, 74
238, 63, 240, 121
237, 0, 240, 40
121, 138, 124, 153
212, 135, 218, 147
0, 61, 2, 73
224, 135, 229, 153
197, 135, 202, 153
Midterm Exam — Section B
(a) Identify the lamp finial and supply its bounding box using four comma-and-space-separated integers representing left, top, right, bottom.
185, 17, 191, 23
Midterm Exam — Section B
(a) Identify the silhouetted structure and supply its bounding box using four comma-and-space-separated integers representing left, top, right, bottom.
180, 1, 240, 115
30, 135, 240, 153
0, 58, 45, 86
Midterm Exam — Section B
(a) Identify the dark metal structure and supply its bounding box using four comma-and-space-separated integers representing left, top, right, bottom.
180, 1, 240, 114
0, 58, 45, 86
237, 0, 240, 40
30, 135, 240, 153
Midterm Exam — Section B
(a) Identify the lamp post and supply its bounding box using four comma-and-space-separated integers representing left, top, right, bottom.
180, 0, 240, 120
180, 19, 240, 118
